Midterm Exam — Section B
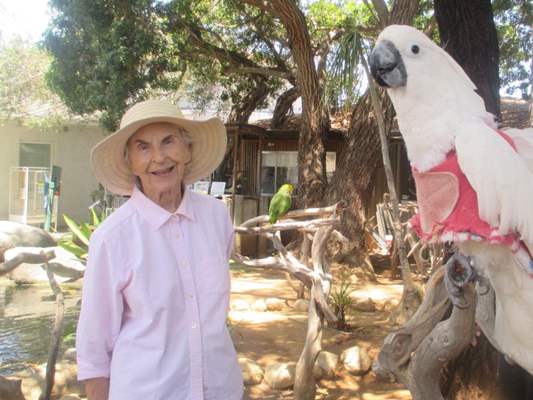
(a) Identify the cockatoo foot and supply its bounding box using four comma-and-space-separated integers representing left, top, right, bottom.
514, 246, 533, 275
444, 252, 476, 309
475, 274, 491, 296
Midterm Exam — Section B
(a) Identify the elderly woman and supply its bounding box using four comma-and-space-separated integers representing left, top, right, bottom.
76, 100, 243, 400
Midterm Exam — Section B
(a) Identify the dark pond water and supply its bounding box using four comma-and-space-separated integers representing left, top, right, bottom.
0, 279, 81, 375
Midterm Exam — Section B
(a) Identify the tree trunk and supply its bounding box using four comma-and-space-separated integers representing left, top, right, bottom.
271, 86, 300, 128
327, 93, 394, 247
227, 76, 270, 124
440, 336, 500, 400
271, 0, 329, 208
434, 0, 501, 119
326, 0, 420, 245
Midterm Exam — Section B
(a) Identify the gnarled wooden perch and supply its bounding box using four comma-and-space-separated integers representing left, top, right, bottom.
374, 253, 486, 400
233, 202, 343, 400
0, 246, 74, 400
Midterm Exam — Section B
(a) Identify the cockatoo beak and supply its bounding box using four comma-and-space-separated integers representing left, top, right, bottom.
369, 40, 407, 88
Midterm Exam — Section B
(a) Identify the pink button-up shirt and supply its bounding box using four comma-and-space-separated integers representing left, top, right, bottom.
76, 186, 243, 400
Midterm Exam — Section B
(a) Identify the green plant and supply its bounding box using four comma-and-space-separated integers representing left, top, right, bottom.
329, 269, 355, 331
62, 321, 77, 347
58, 208, 105, 260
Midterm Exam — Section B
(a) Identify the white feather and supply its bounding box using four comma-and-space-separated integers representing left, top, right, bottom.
503, 127, 533, 176
459, 241, 533, 376
377, 25, 497, 172
455, 122, 533, 245
376, 25, 533, 374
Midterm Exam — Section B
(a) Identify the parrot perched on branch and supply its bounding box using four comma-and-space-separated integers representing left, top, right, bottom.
269, 184, 294, 224
369, 25, 533, 375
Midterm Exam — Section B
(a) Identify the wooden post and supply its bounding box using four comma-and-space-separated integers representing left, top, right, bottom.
362, 51, 420, 324
39, 262, 65, 400
231, 130, 239, 222
293, 224, 335, 400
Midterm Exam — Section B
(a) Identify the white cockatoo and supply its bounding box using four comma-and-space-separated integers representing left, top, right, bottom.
369, 25, 533, 375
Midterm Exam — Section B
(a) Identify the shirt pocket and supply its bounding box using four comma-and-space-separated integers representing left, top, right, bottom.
197, 255, 230, 295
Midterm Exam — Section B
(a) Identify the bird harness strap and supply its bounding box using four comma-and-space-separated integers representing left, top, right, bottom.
410, 129, 519, 241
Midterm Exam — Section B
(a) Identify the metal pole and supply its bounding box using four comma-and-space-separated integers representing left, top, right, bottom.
23, 168, 29, 225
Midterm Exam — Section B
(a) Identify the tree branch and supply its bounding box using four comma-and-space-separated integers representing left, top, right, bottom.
222, 66, 293, 80
240, 202, 343, 227
0, 248, 56, 276
370, 0, 390, 25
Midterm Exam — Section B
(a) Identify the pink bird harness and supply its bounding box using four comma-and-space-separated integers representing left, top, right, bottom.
410, 130, 521, 250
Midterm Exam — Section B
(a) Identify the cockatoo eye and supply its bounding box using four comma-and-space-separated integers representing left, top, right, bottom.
411, 44, 420, 54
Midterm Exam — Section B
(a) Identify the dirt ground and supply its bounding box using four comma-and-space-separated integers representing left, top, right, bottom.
228, 263, 412, 400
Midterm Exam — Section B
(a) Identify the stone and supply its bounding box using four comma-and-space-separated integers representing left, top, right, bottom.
228, 310, 244, 323
63, 348, 77, 362
0, 221, 56, 255
381, 299, 399, 313
238, 357, 263, 385
341, 346, 372, 376
330, 332, 353, 345
0, 376, 24, 400
264, 362, 296, 389
265, 298, 285, 311
231, 299, 250, 311
314, 351, 339, 379
293, 299, 309, 312
250, 299, 267, 312
353, 298, 377, 312
26, 361, 82, 397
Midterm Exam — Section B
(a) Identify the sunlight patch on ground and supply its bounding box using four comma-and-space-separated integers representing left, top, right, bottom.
361, 390, 411, 400
349, 285, 403, 301
228, 310, 289, 324
231, 278, 286, 293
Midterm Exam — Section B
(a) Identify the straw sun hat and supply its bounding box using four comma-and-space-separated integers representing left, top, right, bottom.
91, 99, 227, 196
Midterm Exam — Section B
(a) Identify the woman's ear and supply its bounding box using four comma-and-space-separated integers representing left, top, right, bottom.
185, 144, 193, 165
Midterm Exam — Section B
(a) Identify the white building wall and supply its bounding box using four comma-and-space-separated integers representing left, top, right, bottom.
0, 121, 107, 225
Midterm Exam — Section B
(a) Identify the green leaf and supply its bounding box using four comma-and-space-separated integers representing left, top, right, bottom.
80, 222, 92, 238
58, 238, 87, 259
90, 208, 100, 226
63, 214, 90, 246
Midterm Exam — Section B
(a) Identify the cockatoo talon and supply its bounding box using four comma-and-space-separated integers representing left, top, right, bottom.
475, 274, 491, 296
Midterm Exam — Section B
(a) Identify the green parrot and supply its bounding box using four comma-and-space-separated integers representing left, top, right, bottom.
268, 184, 294, 224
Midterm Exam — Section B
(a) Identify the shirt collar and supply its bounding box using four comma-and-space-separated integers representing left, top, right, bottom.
131, 185, 196, 229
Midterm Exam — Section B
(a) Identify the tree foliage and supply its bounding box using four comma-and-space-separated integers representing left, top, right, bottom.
44, 0, 374, 129
0, 37, 77, 128
493, 0, 533, 99
44, 0, 184, 129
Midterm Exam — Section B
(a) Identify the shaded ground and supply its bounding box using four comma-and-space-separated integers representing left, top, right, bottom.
228, 264, 412, 400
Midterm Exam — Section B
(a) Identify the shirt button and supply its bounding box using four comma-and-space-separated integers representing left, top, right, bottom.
188, 294, 193, 299
191, 324, 197, 329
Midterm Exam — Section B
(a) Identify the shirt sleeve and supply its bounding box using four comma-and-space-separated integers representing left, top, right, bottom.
76, 233, 126, 381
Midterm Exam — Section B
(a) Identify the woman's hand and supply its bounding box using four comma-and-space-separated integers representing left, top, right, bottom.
84, 377, 110, 400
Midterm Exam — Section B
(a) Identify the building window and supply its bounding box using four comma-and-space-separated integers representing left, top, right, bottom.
19, 143, 52, 169
260, 151, 336, 195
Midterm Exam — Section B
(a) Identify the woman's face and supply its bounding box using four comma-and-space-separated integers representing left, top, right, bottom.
126, 122, 191, 194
